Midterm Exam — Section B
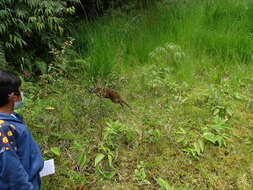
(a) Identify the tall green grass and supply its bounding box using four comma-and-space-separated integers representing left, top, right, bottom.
36, 1, 253, 189
73, 0, 253, 81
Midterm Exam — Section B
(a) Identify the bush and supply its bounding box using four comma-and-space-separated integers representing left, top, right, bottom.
0, 0, 77, 73
0, 0, 158, 74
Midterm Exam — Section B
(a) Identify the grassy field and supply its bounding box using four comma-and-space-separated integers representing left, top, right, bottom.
20, 0, 253, 189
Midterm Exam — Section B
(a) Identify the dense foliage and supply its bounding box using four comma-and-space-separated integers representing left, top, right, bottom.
0, 0, 155, 74
75, 0, 154, 18
0, 0, 77, 72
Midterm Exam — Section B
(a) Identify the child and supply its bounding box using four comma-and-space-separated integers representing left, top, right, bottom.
0, 69, 44, 190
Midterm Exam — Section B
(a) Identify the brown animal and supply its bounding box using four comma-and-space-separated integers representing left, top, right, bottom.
92, 88, 130, 108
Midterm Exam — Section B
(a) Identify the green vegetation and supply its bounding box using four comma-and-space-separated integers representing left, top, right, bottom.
0, 0, 155, 73
0, 0, 78, 72
11, 0, 253, 189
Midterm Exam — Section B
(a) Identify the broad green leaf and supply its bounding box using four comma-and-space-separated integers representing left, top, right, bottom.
95, 153, 105, 166
155, 177, 173, 190
194, 142, 201, 156
50, 147, 61, 157
203, 132, 217, 144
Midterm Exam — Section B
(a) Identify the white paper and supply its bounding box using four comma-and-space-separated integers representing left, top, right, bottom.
40, 159, 55, 177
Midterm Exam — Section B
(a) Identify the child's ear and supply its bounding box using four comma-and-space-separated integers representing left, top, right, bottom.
8, 93, 19, 102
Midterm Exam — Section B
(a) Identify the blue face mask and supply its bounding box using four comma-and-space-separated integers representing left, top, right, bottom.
14, 92, 24, 110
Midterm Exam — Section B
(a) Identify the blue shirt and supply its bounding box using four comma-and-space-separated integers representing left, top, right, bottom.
0, 112, 44, 190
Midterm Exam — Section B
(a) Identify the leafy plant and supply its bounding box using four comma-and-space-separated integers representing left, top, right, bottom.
95, 153, 106, 167
50, 147, 61, 157
176, 127, 188, 146
0, 0, 78, 72
183, 140, 205, 159
95, 120, 137, 179
49, 37, 78, 75
202, 117, 231, 147
70, 141, 88, 170
149, 42, 186, 70
133, 161, 151, 185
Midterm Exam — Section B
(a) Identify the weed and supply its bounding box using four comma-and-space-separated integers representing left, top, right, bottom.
202, 117, 232, 147
70, 141, 89, 171
149, 42, 186, 70
183, 140, 205, 160
133, 161, 151, 185
95, 120, 137, 179
207, 87, 234, 119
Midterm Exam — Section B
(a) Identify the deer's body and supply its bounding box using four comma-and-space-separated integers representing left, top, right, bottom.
92, 88, 130, 108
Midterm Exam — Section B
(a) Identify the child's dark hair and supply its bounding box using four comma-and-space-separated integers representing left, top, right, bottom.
0, 69, 21, 107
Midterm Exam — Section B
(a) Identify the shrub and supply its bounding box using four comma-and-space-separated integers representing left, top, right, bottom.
0, 0, 77, 73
